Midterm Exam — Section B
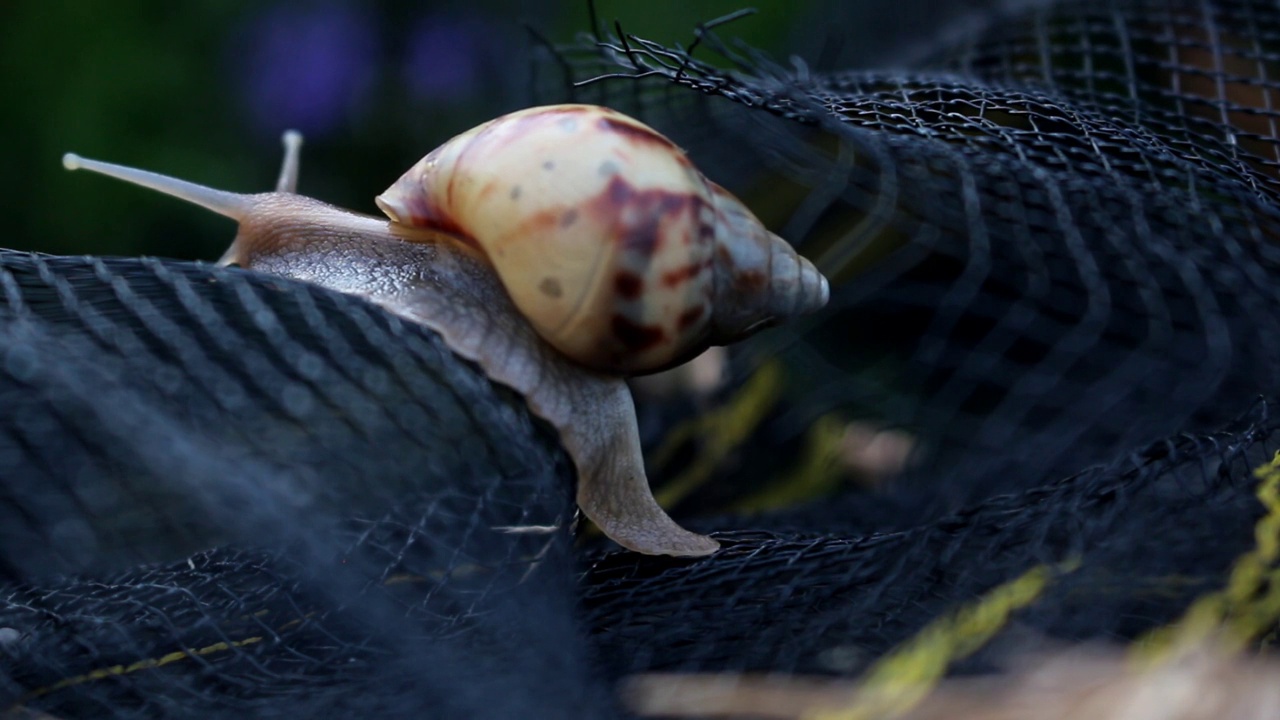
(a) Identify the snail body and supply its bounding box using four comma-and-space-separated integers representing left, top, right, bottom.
61, 105, 829, 557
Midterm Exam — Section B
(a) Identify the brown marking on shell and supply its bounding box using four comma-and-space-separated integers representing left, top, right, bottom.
620, 212, 662, 257
677, 305, 706, 331
715, 242, 768, 293
593, 175, 704, 259
443, 152, 461, 210
697, 215, 717, 241
411, 211, 472, 246
494, 202, 581, 241
660, 263, 704, 288
736, 269, 768, 292
385, 174, 476, 246
611, 314, 666, 352
605, 173, 633, 206
469, 106, 581, 146
614, 272, 644, 300
539, 277, 563, 298
597, 115, 680, 151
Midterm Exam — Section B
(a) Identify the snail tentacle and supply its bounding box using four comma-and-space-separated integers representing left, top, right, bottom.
63, 153, 258, 222
276, 130, 304, 194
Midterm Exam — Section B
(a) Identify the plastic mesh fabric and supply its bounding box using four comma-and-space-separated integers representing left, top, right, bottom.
583, 407, 1274, 677
934, 0, 1280, 201
559, 0, 1280, 512
7, 0, 1280, 717
558, 0, 1280, 707
0, 253, 609, 718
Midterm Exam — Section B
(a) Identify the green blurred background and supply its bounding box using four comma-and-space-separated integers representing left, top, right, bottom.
1, 1, 852, 262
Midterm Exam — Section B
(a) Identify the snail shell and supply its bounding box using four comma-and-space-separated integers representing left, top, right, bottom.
60, 105, 831, 557
375, 104, 828, 373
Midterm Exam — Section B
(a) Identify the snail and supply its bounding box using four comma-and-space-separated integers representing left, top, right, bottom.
61, 104, 829, 557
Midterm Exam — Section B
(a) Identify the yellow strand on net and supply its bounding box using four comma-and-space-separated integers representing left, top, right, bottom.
15, 608, 329, 705
651, 361, 785, 509
805, 559, 1078, 720
730, 413, 849, 514
21, 635, 265, 702
1133, 449, 1280, 663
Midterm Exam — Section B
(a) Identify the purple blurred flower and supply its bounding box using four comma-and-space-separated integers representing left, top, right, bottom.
235, 3, 379, 136
403, 14, 495, 103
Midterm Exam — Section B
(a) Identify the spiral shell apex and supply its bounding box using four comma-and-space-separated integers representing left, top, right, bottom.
375, 104, 829, 374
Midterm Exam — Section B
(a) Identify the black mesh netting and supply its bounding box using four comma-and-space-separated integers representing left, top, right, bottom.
6, 0, 1280, 717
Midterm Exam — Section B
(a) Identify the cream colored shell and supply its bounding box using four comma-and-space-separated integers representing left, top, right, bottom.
376, 104, 828, 374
